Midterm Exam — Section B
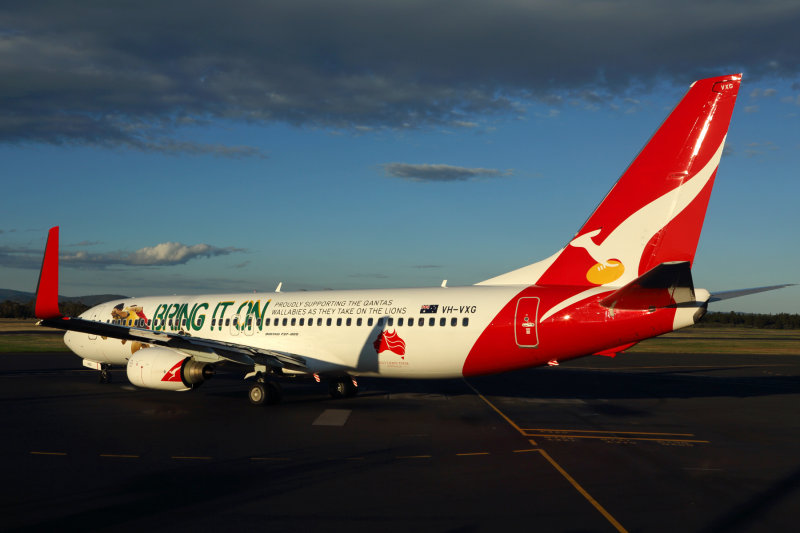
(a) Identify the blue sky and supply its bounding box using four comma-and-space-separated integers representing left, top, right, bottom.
1, 1, 799, 313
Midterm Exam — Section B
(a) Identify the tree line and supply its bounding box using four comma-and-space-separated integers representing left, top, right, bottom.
0, 299, 90, 319
696, 311, 800, 329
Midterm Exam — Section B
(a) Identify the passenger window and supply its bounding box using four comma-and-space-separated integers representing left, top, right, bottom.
418, 317, 424, 326
368, 318, 374, 326
429, 317, 435, 326
387, 317, 394, 326
407, 318, 413, 327
282, 318, 288, 326
336, 318, 342, 326
346, 318, 352, 326
451, 317, 457, 326
398, 317, 404, 326
226, 319, 230, 326
440, 317, 446, 326
317, 318, 322, 326
462, 317, 469, 326
299, 318, 304, 326
291, 318, 296, 326
326, 318, 332, 326
377, 318, 384, 326
357, 318, 362, 326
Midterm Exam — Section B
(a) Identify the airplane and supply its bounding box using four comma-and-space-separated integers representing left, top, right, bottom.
33, 73, 792, 405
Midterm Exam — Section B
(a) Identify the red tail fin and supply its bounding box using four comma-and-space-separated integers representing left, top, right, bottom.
481, 74, 741, 288
35, 226, 61, 319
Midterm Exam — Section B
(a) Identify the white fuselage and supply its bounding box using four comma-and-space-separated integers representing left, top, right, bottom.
65, 285, 524, 379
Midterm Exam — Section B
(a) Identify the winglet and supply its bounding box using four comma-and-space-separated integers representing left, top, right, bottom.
35, 226, 62, 319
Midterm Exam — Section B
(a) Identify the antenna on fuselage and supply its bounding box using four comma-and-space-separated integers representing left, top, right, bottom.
275, 282, 282, 293
441, 280, 448, 288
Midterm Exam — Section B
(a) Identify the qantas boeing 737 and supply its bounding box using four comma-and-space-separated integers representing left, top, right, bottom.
33, 73, 791, 404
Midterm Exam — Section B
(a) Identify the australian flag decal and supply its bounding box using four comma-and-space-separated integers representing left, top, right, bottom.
420, 305, 438, 314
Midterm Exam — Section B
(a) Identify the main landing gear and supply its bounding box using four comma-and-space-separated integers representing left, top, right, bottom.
246, 372, 359, 405
99, 364, 112, 384
248, 374, 282, 406
329, 377, 358, 399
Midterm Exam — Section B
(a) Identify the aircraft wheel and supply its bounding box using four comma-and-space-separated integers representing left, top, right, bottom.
248, 382, 267, 405
329, 379, 346, 399
329, 378, 358, 399
99, 366, 112, 384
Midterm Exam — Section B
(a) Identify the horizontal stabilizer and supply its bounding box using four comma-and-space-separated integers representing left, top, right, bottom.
709, 284, 795, 302
599, 261, 695, 310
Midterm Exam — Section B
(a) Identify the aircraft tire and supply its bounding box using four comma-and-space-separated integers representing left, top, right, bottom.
329, 380, 347, 399
329, 378, 358, 399
248, 382, 267, 405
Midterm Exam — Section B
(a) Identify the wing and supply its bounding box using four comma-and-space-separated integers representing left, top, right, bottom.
37, 316, 307, 371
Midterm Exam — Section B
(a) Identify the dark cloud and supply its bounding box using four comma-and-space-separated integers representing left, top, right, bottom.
1, 0, 799, 152
383, 163, 511, 182
0, 242, 245, 269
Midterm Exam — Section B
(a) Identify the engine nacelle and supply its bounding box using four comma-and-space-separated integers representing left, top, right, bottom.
127, 347, 214, 391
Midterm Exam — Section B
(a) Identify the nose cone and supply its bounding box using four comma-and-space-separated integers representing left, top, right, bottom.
63, 330, 83, 355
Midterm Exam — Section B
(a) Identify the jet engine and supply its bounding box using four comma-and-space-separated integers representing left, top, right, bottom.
127, 347, 215, 391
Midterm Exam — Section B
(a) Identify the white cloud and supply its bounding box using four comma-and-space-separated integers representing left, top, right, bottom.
59, 242, 245, 267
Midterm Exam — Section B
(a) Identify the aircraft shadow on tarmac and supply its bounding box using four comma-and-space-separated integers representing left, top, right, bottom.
466, 366, 800, 402
199, 362, 800, 405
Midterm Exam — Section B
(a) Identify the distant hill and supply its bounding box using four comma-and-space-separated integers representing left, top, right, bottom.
0, 289, 128, 306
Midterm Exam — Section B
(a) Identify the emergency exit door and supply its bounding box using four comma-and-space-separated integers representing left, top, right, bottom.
514, 297, 540, 348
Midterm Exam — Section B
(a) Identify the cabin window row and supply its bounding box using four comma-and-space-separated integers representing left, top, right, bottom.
209, 316, 470, 328
248, 316, 469, 328
109, 316, 471, 329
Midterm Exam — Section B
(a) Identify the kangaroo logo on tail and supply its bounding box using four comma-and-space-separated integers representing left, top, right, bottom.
569, 229, 626, 285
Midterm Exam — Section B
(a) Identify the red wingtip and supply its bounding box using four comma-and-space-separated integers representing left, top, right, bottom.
35, 226, 61, 319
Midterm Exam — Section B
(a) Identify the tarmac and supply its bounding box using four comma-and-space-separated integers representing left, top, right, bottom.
2, 349, 799, 532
